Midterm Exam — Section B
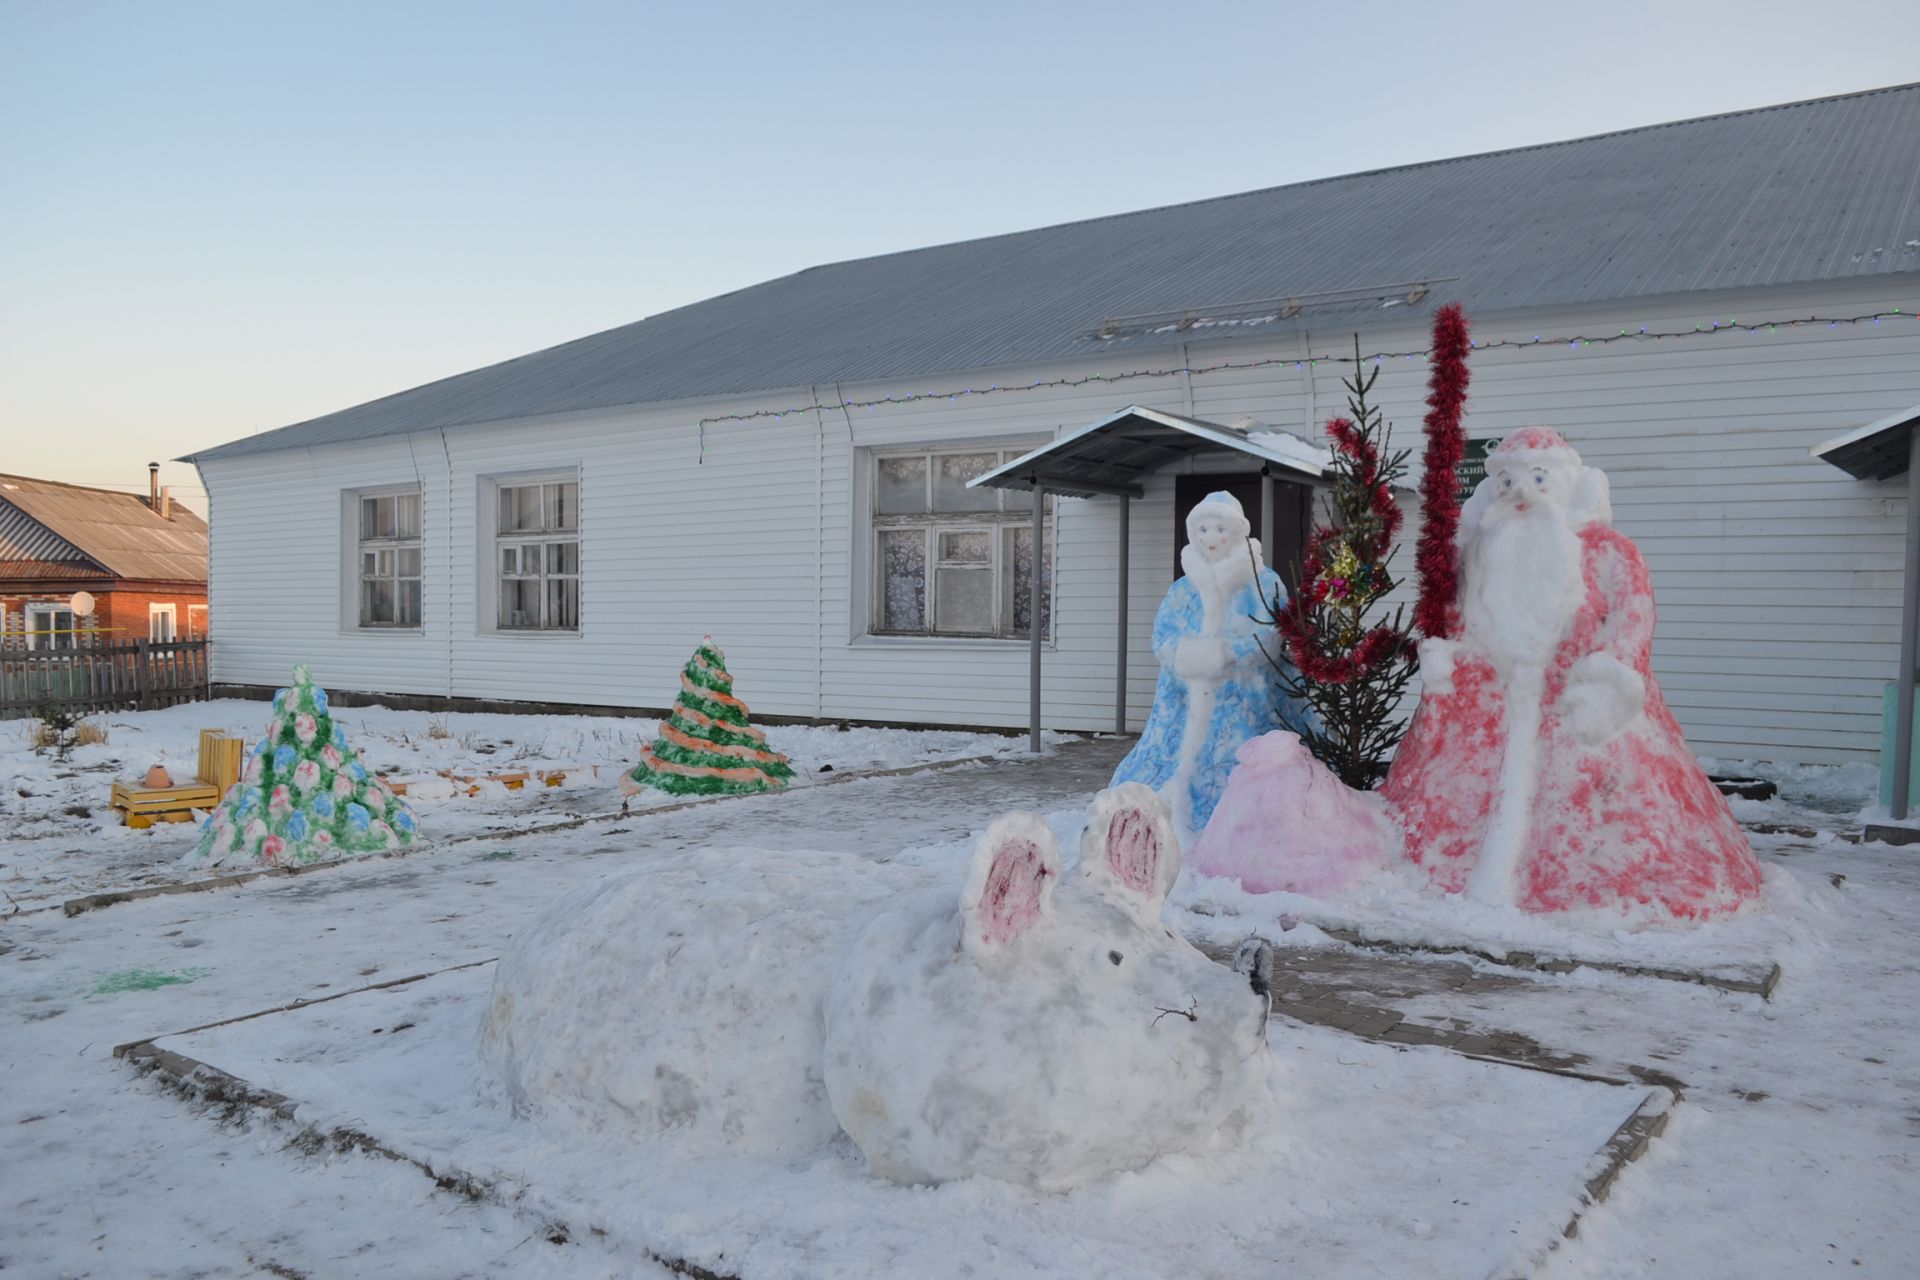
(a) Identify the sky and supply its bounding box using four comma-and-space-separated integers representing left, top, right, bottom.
3, 0, 1917, 516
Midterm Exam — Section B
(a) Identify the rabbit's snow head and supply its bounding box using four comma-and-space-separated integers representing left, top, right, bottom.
824, 784, 1275, 1191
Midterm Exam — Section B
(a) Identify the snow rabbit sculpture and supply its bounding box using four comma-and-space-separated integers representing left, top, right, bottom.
478, 784, 1277, 1191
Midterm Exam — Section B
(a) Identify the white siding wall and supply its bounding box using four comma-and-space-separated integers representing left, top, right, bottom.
201, 276, 1920, 763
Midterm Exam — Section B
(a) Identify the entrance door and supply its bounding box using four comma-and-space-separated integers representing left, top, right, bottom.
1173, 473, 1313, 598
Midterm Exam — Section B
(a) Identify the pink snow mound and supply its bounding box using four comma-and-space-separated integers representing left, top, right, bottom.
1189, 731, 1400, 897
1384, 524, 1763, 921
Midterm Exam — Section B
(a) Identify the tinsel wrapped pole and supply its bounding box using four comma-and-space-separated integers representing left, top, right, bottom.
1414, 304, 1472, 639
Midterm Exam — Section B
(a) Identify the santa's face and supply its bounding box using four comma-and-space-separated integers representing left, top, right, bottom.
1187, 510, 1246, 563
1489, 454, 1577, 517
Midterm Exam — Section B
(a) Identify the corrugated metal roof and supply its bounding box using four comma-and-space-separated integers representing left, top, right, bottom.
0, 499, 92, 567
188, 83, 1920, 464
0, 475, 208, 583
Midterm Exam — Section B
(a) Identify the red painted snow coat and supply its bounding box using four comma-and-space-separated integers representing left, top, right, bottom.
1382, 524, 1763, 921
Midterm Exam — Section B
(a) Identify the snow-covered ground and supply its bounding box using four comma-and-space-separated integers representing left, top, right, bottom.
2, 736, 1916, 1278
0, 701, 1057, 909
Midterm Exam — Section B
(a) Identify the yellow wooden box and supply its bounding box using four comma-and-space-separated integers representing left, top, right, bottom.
196, 729, 246, 791
111, 780, 223, 829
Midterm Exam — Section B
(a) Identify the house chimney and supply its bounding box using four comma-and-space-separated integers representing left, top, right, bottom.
148, 462, 160, 510
159, 485, 172, 520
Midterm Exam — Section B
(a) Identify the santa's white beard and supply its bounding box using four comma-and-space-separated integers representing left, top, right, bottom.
1457, 501, 1584, 908
1460, 504, 1583, 674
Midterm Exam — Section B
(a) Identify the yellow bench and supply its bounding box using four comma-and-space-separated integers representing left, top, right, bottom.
111, 780, 223, 829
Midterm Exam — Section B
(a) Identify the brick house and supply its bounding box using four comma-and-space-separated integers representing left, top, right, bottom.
0, 466, 209, 648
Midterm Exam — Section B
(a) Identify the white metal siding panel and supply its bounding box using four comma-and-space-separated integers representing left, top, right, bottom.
200, 277, 1920, 762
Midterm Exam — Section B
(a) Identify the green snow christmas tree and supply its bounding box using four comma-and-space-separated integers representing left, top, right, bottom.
622, 637, 794, 797
193, 664, 418, 865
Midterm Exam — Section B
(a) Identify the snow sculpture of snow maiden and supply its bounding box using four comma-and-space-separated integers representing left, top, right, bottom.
1111, 491, 1312, 839
192, 664, 417, 866
478, 784, 1276, 1191
1380, 428, 1762, 920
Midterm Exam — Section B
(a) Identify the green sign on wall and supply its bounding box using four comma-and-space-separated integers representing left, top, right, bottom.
1455, 438, 1502, 502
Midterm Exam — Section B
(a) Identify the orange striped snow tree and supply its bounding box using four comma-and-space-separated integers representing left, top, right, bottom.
621, 637, 795, 797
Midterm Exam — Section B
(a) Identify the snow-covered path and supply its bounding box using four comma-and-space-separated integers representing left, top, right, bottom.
3, 737, 1917, 1278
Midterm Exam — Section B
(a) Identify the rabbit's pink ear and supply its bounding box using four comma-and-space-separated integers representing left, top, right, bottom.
1080, 784, 1181, 920
962, 813, 1061, 956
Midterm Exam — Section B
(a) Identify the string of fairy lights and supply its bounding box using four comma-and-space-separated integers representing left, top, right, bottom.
692, 305, 1916, 460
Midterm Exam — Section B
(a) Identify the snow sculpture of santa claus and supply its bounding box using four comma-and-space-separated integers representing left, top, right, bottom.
1381, 428, 1762, 921
1112, 491, 1314, 839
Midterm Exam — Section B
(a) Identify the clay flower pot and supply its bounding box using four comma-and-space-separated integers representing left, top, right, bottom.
144, 764, 173, 789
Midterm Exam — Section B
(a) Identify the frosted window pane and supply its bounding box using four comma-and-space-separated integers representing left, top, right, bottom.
1005, 484, 1050, 513
939, 530, 990, 563
499, 579, 541, 628
362, 578, 395, 625
546, 577, 579, 629
499, 485, 542, 533
547, 482, 578, 532
522, 544, 543, 576
933, 453, 1000, 513
398, 579, 422, 627
398, 546, 422, 576
547, 541, 579, 574
877, 457, 928, 514
879, 530, 926, 630
360, 497, 381, 539
1009, 526, 1053, 639
395, 492, 422, 538
936, 566, 995, 633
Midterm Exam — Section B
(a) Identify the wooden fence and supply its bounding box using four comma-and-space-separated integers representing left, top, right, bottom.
0, 637, 212, 719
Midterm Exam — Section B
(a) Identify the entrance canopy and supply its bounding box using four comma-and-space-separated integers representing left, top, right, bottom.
1812, 402, 1920, 480
968, 405, 1330, 752
969, 404, 1329, 499
1812, 403, 1920, 822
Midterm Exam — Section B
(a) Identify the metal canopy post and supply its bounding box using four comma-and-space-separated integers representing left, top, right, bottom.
1030, 479, 1045, 755
1260, 468, 1277, 569
1115, 494, 1130, 735
1896, 425, 1920, 818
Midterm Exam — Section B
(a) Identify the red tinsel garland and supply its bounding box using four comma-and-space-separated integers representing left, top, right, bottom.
1276, 415, 1410, 685
1413, 304, 1472, 639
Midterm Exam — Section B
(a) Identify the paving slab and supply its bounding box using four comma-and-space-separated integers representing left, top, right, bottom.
118, 960, 1668, 1280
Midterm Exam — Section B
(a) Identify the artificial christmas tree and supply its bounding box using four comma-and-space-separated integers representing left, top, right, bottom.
193, 664, 417, 865
622, 638, 794, 797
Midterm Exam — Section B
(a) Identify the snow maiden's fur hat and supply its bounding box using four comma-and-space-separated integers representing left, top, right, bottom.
1459, 427, 1612, 546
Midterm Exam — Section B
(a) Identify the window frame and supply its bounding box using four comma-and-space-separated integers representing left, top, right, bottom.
490, 474, 581, 633
25, 602, 78, 651
866, 445, 1054, 642
187, 604, 208, 637
148, 602, 178, 642
352, 486, 424, 631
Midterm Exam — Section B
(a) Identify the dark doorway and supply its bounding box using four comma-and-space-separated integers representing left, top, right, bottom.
1174, 473, 1313, 598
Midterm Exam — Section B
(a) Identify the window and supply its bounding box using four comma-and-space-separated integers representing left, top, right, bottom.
26, 603, 77, 651
358, 490, 423, 628
187, 604, 208, 637
870, 448, 1053, 639
495, 478, 579, 630
149, 603, 178, 642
